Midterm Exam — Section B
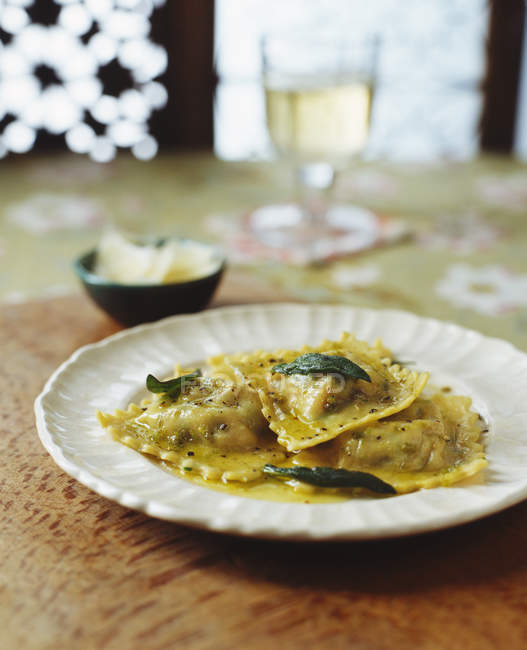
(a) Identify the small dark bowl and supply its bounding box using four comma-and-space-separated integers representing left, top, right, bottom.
74, 244, 225, 327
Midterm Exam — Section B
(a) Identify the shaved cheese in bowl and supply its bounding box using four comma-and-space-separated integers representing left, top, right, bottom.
74, 231, 226, 325
95, 231, 221, 285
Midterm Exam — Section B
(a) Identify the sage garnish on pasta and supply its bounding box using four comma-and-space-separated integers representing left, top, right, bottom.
271, 353, 371, 382
263, 464, 396, 494
146, 370, 201, 400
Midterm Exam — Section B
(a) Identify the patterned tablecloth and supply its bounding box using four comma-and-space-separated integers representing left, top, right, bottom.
1, 152, 527, 351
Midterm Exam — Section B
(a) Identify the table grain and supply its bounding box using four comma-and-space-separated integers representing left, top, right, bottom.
2, 292, 527, 650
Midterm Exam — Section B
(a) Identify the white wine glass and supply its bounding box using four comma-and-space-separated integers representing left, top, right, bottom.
251, 33, 380, 260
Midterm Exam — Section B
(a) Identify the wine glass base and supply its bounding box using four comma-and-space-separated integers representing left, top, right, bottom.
249, 202, 379, 261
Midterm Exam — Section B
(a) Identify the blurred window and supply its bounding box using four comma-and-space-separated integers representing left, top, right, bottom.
214, 0, 490, 162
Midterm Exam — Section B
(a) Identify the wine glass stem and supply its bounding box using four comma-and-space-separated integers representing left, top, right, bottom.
295, 162, 336, 226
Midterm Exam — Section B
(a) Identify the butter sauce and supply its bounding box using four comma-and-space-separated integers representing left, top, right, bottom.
98, 336, 488, 502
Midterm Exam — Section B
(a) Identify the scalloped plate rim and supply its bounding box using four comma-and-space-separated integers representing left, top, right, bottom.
34, 303, 527, 541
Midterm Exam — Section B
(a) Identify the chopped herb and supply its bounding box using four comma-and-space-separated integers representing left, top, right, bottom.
271, 353, 371, 382
263, 465, 396, 494
183, 467, 193, 472
146, 369, 201, 400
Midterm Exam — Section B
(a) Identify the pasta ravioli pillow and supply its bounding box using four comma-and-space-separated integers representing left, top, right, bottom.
334, 392, 488, 493
212, 332, 429, 452
97, 374, 287, 483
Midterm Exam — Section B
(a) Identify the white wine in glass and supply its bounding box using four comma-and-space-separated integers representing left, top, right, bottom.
252, 34, 379, 258
265, 80, 373, 163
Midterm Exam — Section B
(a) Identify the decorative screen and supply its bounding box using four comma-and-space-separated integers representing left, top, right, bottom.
0, 0, 167, 160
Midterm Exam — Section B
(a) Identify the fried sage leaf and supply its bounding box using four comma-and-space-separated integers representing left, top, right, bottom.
271, 353, 371, 382
263, 464, 396, 494
146, 369, 201, 400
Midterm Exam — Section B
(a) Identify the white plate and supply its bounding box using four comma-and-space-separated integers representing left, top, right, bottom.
35, 304, 527, 540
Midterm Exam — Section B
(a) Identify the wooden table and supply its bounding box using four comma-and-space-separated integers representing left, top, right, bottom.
3, 287, 527, 650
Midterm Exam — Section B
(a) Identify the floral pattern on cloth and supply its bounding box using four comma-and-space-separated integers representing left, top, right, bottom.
205, 209, 409, 265
26, 157, 115, 184
334, 170, 399, 200
436, 264, 527, 316
418, 211, 503, 253
3, 284, 73, 304
330, 263, 382, 289
475, 174, 527, 211
6, 193, 105, 234
1, 153, 527, 353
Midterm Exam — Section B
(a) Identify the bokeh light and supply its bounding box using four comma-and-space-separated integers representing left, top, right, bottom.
3, 122, 37, 153
132, 134, 158, 160
65, 123, 96, 152
0, 0, 167, 161
89, 135, 115, 162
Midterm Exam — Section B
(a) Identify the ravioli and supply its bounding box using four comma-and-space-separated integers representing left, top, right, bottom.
99, 332, 487, 499
333, 391, 488, 493
97, 374, 287, 483
213, 333, 429, 452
